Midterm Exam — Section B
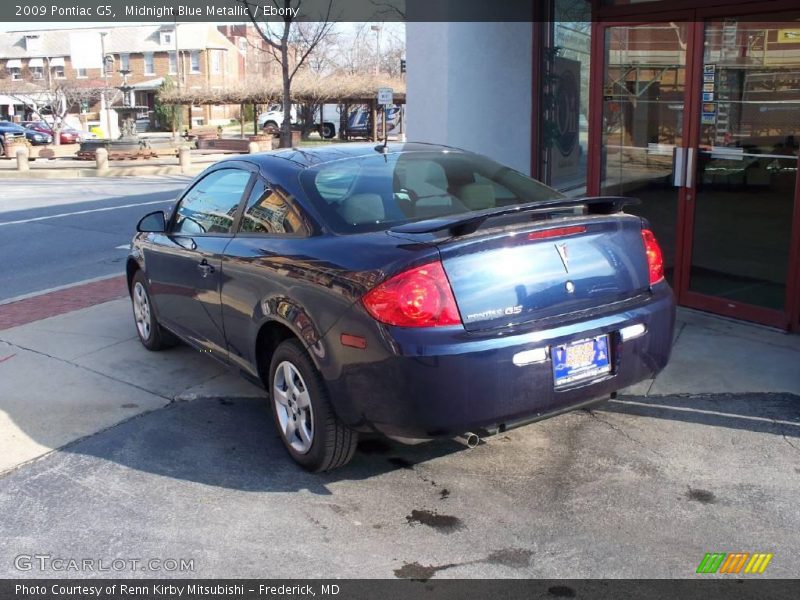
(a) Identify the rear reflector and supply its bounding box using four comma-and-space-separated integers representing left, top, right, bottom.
619, 323, 646, 341
340, 334, 367, 349
527, 225, 586, 241
512, 347, 548, 366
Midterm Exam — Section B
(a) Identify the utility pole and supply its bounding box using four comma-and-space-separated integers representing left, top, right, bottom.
174, 15, 184, 137
371, 25, 382, 76
99, 31, 112, 139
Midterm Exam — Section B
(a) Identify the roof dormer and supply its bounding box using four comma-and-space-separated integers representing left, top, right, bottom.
24, 34, 42, 53
159, 28, 175, 47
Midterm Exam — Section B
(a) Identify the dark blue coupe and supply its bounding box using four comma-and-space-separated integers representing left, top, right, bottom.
128, 143, 675, 471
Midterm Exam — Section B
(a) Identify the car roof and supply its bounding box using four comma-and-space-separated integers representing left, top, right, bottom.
222, 141, 467, 171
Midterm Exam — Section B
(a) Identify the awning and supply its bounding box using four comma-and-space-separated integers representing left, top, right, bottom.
6, 59, 21, 69
27, 57, 44, 67
131, 77, 164, 90
49, 57, 65, 67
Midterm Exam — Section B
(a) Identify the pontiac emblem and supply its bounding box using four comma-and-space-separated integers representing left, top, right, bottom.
555, 243, 569, 273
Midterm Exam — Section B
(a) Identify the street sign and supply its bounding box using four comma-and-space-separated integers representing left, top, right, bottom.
377, 87, 393, 105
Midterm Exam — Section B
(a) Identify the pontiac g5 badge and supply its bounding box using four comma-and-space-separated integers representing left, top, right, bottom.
555, 243, 569, 273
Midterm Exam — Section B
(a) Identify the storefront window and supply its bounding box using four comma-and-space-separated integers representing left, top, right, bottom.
541, 0, 592, 196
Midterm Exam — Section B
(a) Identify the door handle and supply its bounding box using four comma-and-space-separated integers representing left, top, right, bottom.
673, 147, 686, 187
197, 259, 215, 278
685, 147, 695, 189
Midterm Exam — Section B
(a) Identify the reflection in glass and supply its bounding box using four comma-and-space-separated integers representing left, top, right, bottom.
689, 18, 799, 311
546, 0, 592, 195
601, 23, 689, 282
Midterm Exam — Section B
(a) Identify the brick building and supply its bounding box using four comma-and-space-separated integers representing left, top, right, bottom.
217, 24, 281, 80
0, 24, 245, 128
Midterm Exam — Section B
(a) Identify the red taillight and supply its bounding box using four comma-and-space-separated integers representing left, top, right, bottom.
527, 225, 586, 241
641, 228, 664, 285
362, 261, 462, 327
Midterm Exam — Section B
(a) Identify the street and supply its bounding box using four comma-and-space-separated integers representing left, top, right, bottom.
0, 177, 188, 302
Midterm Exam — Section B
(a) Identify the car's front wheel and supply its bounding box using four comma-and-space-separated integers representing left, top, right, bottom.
262, 121, 279, 136
130, 270, 176, 351
269, 339, 358, 471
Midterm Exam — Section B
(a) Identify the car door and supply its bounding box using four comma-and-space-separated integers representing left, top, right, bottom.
219, 177, 316, 376
145, 166, 254, 359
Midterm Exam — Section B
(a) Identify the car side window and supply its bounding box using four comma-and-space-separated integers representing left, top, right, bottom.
239, 179, 308, 235
172, 169, 252, 235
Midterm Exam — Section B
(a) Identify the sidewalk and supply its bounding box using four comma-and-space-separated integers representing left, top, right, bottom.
0, 282, 798, 475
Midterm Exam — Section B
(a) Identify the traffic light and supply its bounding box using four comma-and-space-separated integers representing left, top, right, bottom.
400, 58, 406, 74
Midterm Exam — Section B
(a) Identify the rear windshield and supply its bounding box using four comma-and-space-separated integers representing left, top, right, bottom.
298, 151, 565, 234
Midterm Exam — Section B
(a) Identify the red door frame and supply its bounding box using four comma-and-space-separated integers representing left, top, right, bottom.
588, 10, 700, 303
587, 0, 800, 331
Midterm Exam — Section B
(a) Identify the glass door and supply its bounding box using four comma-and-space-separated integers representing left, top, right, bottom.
682, 15, 800, 328
598, 21, 695, 285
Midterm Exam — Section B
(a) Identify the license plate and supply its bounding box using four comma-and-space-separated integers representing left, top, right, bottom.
552, 334, 611, 387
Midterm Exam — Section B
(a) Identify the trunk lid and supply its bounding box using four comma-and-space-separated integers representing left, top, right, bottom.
437, 215, 650, 331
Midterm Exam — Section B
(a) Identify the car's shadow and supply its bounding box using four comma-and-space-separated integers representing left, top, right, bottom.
602, 392, 800, 438
57, 395, 466, 494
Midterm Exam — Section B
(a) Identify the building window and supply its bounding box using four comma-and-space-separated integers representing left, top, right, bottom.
52, 66, 65, 79
144, 53, 154, 75
190, 51, 200, 73
160, 30, 173, 46
30, 66, 43, 80
119, 53, 130, 71
9, 67, 21, 80
76, 67, 87, 78
168, 51, 177, 74
539, 0, 592, 196
211, 50, 221, 74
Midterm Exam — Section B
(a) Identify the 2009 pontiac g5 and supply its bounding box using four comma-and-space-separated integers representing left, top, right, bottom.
127, 143, 675, 471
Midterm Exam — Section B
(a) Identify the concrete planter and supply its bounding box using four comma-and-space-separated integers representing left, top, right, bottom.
3, 136, 29, 159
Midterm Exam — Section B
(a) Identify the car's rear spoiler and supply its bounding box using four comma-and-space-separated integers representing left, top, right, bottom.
390, 196, 640, 237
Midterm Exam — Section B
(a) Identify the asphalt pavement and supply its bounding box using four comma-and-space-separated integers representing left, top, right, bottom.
0, 177, 189, 302
0, 296, 799, 578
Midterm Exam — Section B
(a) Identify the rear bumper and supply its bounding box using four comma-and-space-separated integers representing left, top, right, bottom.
318, 283, 675, 438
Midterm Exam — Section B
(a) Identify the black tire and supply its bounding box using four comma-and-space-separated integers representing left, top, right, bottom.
130, 270, 178, 351
320, 123, 335, 139
269, 339, 358, 472
262, 121, 279, 136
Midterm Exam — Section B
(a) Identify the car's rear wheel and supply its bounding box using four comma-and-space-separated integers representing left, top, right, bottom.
131, 270, 176, 351
269, 339, 358, 471
320, 123, 335, 139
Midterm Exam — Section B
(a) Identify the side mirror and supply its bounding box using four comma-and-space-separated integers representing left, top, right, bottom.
137, 211, 166, 233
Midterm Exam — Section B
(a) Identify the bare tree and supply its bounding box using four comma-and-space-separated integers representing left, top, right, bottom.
329, 23, 405, 77
238, 0, 336, 147
0, 67, 101, 145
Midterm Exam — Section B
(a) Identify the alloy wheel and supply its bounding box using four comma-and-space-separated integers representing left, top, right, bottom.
273, 360, 314, 453
132, 281, 152, 341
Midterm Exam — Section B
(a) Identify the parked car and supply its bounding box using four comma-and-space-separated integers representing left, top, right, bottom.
22, 121, 83, 144
257, 105, 298, 136
127, 143, 675, 471
257, 104, 340, 139
346, 104, 402, 138
0, 121, 52, 145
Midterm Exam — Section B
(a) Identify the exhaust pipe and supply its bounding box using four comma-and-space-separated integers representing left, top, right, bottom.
459, 432, 480, 448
